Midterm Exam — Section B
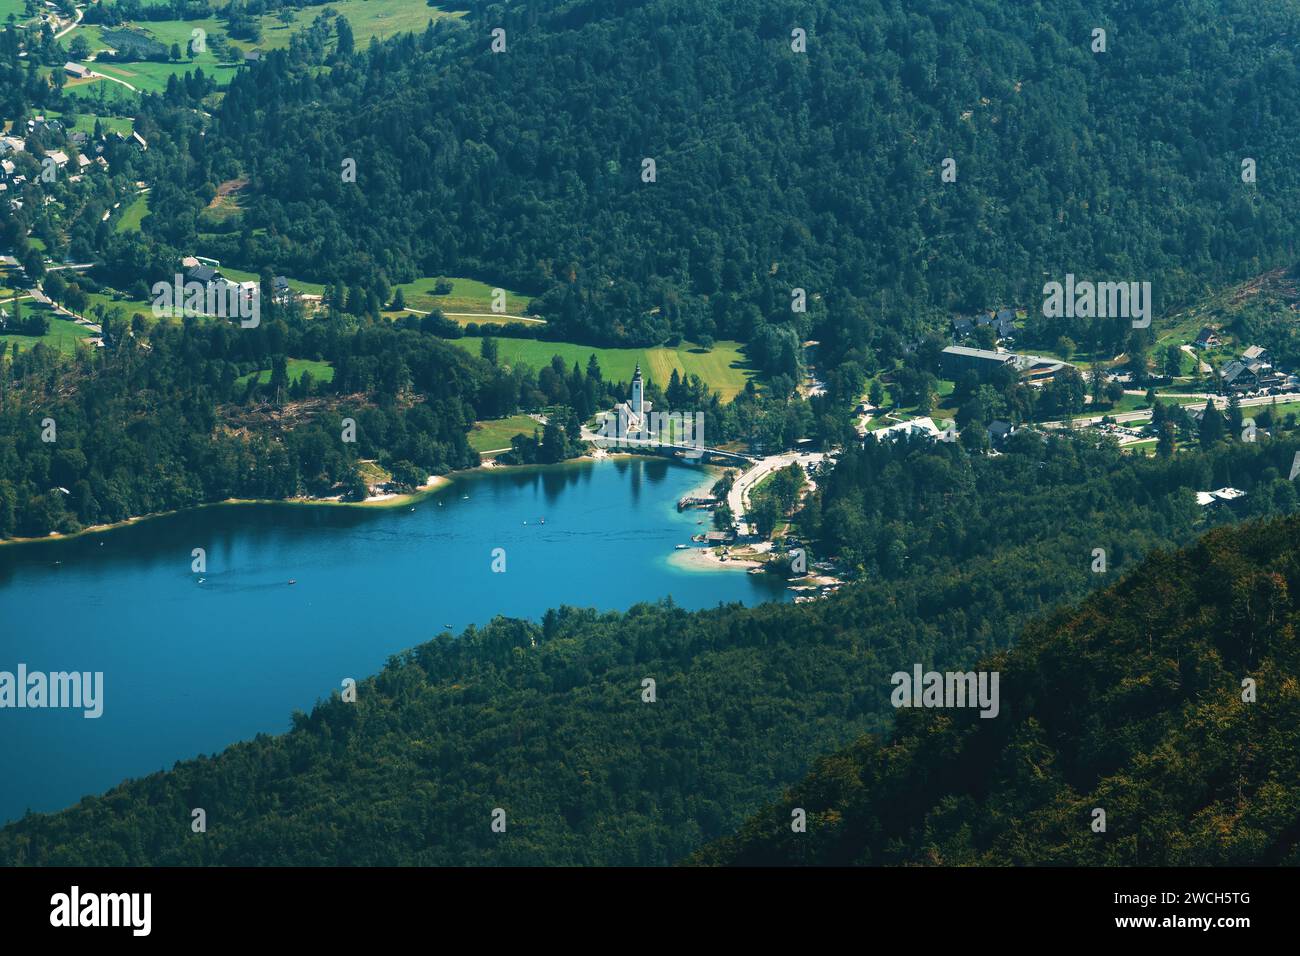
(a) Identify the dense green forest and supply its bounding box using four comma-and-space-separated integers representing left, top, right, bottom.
3, 431, 1297, 864
695, 514, 1300, 866
118, 0, 1300, 370
0, 308, 630, 537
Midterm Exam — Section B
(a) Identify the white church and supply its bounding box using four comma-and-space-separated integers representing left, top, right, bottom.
596, 364, 703, 453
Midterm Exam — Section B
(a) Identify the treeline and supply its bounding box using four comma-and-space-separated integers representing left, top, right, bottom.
0, 304, 664, 537
3, 430, 1298, 863
694, 513, 1300, 865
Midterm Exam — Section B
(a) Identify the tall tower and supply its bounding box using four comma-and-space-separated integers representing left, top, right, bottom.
631, 363, 644, 419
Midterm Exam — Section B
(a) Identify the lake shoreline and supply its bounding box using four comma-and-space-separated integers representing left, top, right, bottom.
0, 453, 784, 826
0, 475, 456, 548
0, 452, 734, 553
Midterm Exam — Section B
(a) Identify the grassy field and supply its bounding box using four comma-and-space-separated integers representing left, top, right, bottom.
250, 0, 463, 52
115, 193, 149, 232
1104, 393, 1151, 414
88, 59, 241, 95
82, 291, 157, 322
57, 75, 139, 113
41, 108, 135, 136
392, 276, 535, 318
236, 358, 335, 387
0, 315, 94, 355
468, 414, 540, 453
457, 337, 755, 401
1253, 400, 1300, 421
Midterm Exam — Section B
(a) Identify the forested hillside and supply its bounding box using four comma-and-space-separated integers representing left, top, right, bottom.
119, 0, 1300, 369
695, 514, 1300, 866
3, 432, 1297, 864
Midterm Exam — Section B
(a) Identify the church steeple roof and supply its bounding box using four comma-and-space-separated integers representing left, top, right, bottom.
632, 363, 642, 381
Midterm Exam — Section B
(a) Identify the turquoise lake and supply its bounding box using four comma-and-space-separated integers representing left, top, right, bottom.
0, 458, 786, 824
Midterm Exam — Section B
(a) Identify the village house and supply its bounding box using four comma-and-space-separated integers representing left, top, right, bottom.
867, 416, 947, 443
1194, 327, 1221, 349
1196, 487, 1247, 508
1220, 360, 1259, 393
186, 264, 220, 286
951, 308, 1017, 343
272, 276, 296, 304
986, 419, 1018, 447
64, 62, 92, 79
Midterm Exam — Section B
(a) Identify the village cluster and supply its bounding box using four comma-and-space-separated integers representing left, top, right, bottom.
0, 108, 139, 205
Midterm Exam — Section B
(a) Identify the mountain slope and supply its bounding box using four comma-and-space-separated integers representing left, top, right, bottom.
128, 0, 1300, 357
694, 515, 1300, 866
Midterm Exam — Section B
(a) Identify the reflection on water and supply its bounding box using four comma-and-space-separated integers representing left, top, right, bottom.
0, 458, 783, 823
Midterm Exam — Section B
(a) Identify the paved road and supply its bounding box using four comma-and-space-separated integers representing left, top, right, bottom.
1045, 392, 1296, 429
728, 451, 823, 536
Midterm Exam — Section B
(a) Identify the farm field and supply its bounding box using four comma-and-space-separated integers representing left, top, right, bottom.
468, 414, 540, 453
455, 337, 754, 401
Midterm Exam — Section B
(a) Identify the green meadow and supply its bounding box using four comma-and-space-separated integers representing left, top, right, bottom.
82, 290, 165, 324
236, 358, 335, 387
391, 276, 534, 318
468, 414, 541, 453
0, 315, 95, 355
88, 59, 240, 95
455, 337, 754, 401
250, 0, 463, 51
45, 109, 134, 136
115, 193, 149, 233
0, 0, 29, 22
